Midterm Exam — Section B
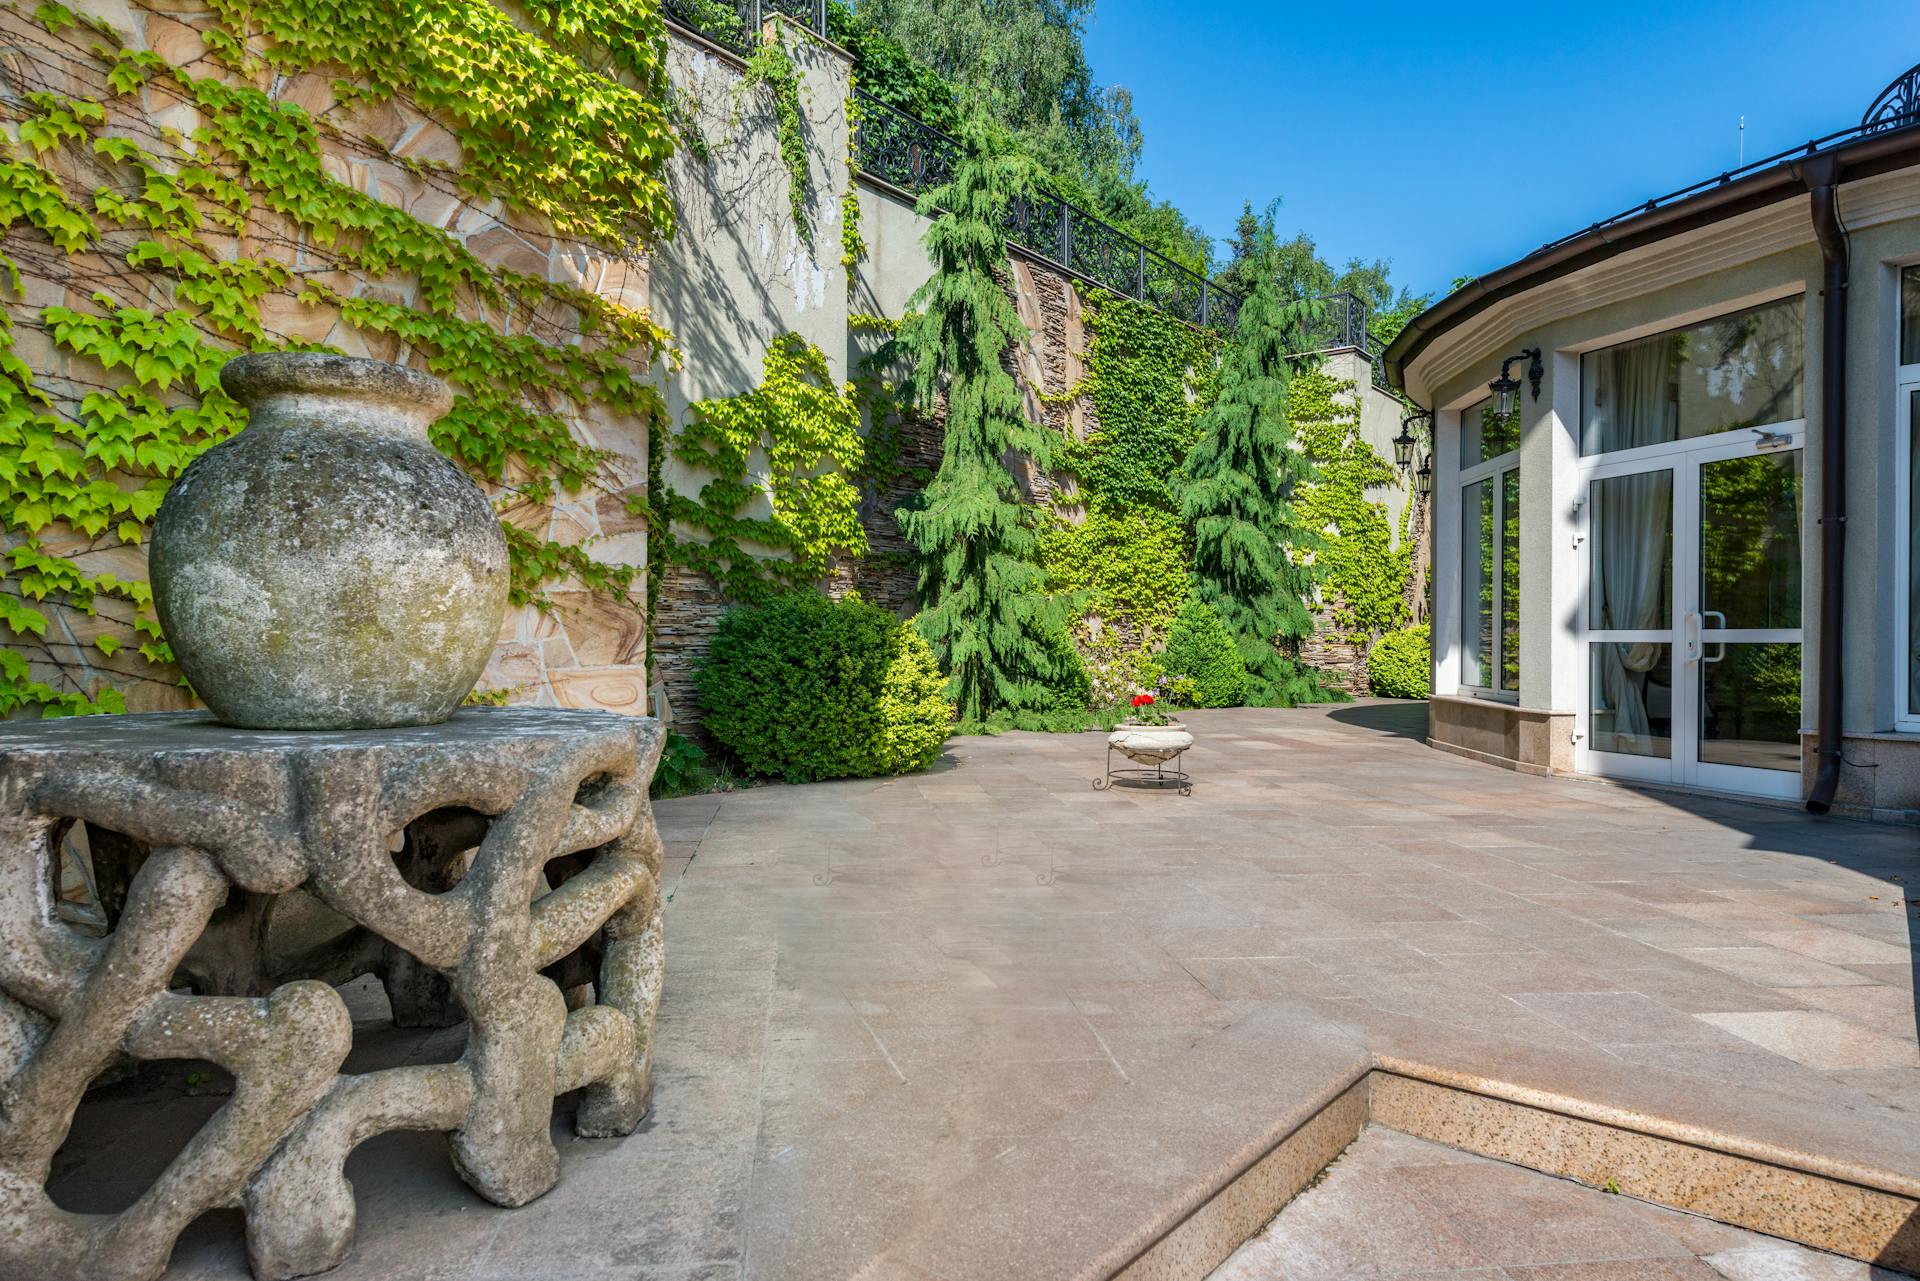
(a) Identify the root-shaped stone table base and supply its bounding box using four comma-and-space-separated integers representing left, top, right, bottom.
0, 708, 666, 1281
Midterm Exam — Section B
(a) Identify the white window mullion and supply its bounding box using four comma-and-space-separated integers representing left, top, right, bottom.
1897, 369, 1920, 732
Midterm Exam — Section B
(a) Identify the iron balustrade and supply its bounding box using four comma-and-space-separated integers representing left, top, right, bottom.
1863, 60, 1920, 133
1288, 291, 1393, 391
1537, 59, 1920, 257
853, 90, 1244, 332
660, 0, 825, 57
657, 5, 1394, 354
660, 0, 1245, 332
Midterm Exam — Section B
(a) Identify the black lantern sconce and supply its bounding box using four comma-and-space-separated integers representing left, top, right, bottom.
1488, 348, 1544, 417
1393, 410, 1430, 470
1413, 454, 1433, 497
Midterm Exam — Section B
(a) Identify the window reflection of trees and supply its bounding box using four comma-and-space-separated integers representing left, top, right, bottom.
1582, 297, 1804, 454
1700, 453, 1801, 632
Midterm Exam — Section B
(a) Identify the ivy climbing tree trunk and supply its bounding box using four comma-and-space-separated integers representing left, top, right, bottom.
889, 112, 1077, 731
1173, 236, 1330, 707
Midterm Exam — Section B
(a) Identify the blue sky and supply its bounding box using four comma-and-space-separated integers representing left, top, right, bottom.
1082, 0, 1918, 302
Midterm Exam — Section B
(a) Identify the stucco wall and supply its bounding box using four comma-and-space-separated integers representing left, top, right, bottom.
648, 20, 1112, 726
1405, 170, 1920, 818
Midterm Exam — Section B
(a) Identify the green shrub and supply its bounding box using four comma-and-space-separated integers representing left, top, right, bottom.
1035, 621, 1093, 718
649, 729, 739, 800
1367, 624, 1432, 699
1161, 598, 1247, 708
697, 591, 954, 782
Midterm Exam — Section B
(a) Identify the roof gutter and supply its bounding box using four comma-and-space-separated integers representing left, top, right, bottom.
1798, 156, 1849, 815
1382, 122, 1920, 394
1387, 121, 1920, 819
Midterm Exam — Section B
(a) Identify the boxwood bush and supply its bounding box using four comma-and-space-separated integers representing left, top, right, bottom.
1367, 623, 1432, 699
1161, 598, 1247, 708
697, 591, 954, 782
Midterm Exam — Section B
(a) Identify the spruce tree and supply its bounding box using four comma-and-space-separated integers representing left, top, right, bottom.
891, 112, 1078, 730
1174, 234, 1328, 707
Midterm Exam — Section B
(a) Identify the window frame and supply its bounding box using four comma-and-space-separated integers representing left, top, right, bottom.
1896, 262, 1920, 731
1456, 397, 1521, 703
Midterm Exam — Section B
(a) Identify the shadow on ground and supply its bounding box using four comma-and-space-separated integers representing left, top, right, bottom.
1326, 699, 1430, 741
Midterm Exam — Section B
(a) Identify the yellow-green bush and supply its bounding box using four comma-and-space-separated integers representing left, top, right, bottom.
1161, 598, 1246, 708
1367, 623, 1431, 699
697, 591, 952, 781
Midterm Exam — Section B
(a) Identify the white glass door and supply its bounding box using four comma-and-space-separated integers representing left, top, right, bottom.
1577, 428, 1805, 799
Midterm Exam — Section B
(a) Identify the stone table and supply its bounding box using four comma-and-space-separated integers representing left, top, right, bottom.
0, 708, 666, 1281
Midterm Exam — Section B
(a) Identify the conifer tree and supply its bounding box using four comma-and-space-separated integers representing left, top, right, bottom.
891, 112, 1079, 730
1174, 234, 1328, 707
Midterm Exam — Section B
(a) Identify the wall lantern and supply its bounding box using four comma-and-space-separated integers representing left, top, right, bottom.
1489, 348, 1544, 417
1393, 410, 1430, 469
1413, 454, 1433, 497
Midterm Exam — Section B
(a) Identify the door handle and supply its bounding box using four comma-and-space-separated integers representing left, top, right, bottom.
1683, 612, 1701, 663
1702, 610, 1727, 664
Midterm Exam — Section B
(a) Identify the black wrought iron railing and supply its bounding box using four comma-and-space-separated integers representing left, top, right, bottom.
660, 0, 1245, 331
1296, 290, 1370, 356
660, 0, 825, 57
1287, 291, 1393, 391
853, 91, 1243, 332
1536, 59, 1920, 258
662, 7, 1415, 341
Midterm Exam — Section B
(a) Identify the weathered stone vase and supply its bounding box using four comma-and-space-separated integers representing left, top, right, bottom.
151, 353, 509, 729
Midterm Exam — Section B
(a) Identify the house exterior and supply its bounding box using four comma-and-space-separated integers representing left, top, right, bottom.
1384, 62, 1920, 822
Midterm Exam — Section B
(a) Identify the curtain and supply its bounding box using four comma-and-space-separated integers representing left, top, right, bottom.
1593, 338, 1675, 749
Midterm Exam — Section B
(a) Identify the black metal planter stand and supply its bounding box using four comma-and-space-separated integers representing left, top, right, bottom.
1093, 741, 1193, 797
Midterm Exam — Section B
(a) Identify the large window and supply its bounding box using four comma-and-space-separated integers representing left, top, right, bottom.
1579, 296, 1805, 456
1458, 397, 1520, 695
1900, 267, 1920, 730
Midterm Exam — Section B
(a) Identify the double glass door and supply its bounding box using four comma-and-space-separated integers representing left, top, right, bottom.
1578, 430, 1805, 799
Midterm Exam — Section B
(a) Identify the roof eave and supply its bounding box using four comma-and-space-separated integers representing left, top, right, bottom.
1384, 121, 1920, 399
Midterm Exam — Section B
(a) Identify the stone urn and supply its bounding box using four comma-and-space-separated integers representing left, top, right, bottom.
150, 353, 510, 730
1107, 723, 1193, 765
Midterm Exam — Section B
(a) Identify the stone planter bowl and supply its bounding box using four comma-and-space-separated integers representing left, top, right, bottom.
150, 353, 510, 730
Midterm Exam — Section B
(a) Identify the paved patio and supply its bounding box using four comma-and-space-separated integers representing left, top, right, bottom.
1217, 1127, 1909, 1280
61, 701, 1920, 1279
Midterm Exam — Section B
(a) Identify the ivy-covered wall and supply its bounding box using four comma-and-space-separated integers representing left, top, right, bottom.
0, 0, 677, 718
1292, 354, 1423, 694
647, 14, 1123, 726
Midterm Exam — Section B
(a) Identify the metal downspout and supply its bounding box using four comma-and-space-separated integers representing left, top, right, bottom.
1801, 156, 1849, 814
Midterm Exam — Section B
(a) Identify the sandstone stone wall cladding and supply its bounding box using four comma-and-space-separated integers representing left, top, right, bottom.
0, 2, 654, 719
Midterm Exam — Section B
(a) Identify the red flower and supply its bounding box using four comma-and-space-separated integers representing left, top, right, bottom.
1131, 694, 1154, 707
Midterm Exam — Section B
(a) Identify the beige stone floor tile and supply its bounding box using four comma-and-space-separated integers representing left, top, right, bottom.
1678, 947, 1878, 989
1750, 929, 1916, 967
1700, 1244, 1913, 1278
1396, 1162, 1697, 1268
1511, 991, 1748, 1046
1843, 963, 1917, 990
1211, 1167, 1493, 1280
1824, 1066, 1920, 1111
1695, 1010, 1920, 1070
1504, 1262, 1726, 1280
1612, 963, 1833, 1014
1781, 984, 1919, 1034
1597, 1042, 1881, 1102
